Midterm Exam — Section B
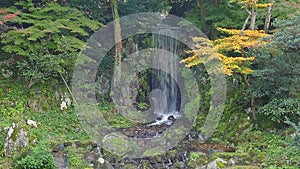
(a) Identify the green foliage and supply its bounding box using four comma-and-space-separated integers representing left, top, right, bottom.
258, 98, 299, 124
2, 2, 100, 54
188, 151, 208, 168
67, 149, 90, 168
272, 0, 300, 20
1, 1, 101, 87
236, 131, 300, 168
14, 141, 56, 169
184, 1, 246, 39
17, 53, 63, 87
118, 0, 164, 16
212, 79, 252, 143
66, 0, 112, 23
28, 109, 90, 141
98, 102, 136, 128
285, 120, 300, 149
0, 80, 28, 127
270, 13, 300, 53
248, 13, 300, 126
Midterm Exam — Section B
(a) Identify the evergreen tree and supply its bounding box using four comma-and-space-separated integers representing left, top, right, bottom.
1, 1, 101, 88
249, 13, 300, 125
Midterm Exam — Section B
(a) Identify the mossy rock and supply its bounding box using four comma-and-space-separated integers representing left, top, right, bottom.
140, 160, 152, 169
226, 166, 260, 169
63, 139, 97, 148
102, 149, 122, 162
143, 146, 164, 157
68, 151, 90, 168
166, 149, 177, 159
188, 151, 208, 168
217, 160, 226, 168
124, 164, 138, 169
27, 91, 54, 112
212, 152, 249, 160
4, 121, 30, 156
102, 134, 131, 157
173, 162, 184, 169
212, 152, 250, 166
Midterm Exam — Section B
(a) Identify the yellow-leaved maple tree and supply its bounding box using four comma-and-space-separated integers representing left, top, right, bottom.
181, 28, 269, 120
181, 28, 268, 77
214, 27, 268, 76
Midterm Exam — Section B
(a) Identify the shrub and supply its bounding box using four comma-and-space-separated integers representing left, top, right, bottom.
15, 142, 56, 169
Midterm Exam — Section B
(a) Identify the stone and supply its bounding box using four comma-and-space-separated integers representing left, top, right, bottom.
172, 162, 185, 169
60, 101, 67, 110
124, 164, 138, 169
98, 157, 105, 164
228, 158, 236, 166
52, 150, 68, 169
206, 158, 227, 169
4, 122, 29, 156
140, 160, 152, 169
27, 91, 51, 112
27, 119, 38, 128
7, 123, 14, 138
188, 152, 208, 168
102, 133, 129, 156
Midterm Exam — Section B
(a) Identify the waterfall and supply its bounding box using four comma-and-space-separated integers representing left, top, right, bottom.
149, 24, 181, 126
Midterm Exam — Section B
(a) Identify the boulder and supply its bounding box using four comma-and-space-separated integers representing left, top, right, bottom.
4, 122, 29, 156
188, 152, 208, 168
197, 158, 227, 169
27, 119, 38, 128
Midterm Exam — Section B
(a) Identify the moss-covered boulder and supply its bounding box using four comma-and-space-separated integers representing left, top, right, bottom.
4, 121, 29, 156
124, 164, 138, 169
212, 152, 249, 166
188, 151, 208, 168
102, 134, 130, 157
205, 158, 227, 169
140, 160, 152, 169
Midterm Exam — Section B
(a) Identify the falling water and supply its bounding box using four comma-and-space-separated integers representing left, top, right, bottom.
150, 24, 181, 125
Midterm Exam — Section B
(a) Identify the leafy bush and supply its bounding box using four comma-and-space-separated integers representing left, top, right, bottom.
1, 1, 101, 88
236, 131, 300, 168
28, 109, 90, 141
0, 80, 28, 127
15, 142, 56, 169
258, 98, 300, 124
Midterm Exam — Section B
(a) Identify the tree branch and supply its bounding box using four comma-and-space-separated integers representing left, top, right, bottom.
59, 72, 78, 106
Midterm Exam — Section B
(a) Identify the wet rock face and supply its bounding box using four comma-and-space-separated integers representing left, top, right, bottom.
4, 122, 29, 156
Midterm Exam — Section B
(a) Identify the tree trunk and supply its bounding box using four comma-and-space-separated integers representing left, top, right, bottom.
213, 0, 219, 7
251, 98, 257, 120
249, 2, 257, 30
112, 0, 122, 87
59, 72, 78, 106
198, 0, 205, 24
241, 5, 251, 35
264, 1, 274, 33
241, 74, 257, 120
111, 0, 126, 110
